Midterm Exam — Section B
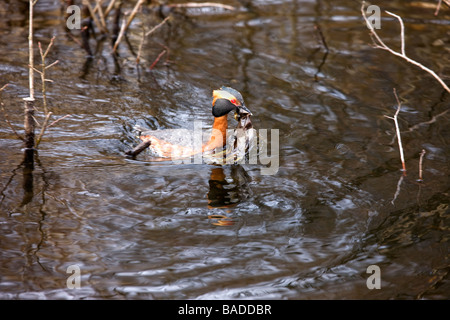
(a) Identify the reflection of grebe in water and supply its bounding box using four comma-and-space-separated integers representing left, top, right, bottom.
207, 165, 252, 226
207, 165, 251, 208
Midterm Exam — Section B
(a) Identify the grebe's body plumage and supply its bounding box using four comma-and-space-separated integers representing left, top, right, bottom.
126, 87, 253, 161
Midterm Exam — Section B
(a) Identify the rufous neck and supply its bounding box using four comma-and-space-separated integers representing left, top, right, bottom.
203, 115, 228, 151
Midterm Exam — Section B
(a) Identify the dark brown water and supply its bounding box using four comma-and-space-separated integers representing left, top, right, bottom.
0, 0, 448, 299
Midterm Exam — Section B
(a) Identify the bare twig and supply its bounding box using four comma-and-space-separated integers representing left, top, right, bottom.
33, 35, 61, 147
112, 17, 127, 53
384, 88, 406, 174
104, 0, 117, 17
149, 49, 167, 70
47, 114, 72, 128
94, 0, 107, 31
36, 111, 52, 147
83, 0, 108, 34
435, 0, 443, 15
418, 149, 426, 182
124, 0, 145, 31
166, 2, 236, 11
28, 0, 35, 100
361, 2, 450, 93
434, 0, 450, 15
113, 0, 145, 53
136, 16, 171, 65
25, 0, 37, 150
1, 102, 24, 141
38, 36, 59, 115
136, 27, 145, 65
145, 15, 171, 37
407, 109, 450, 132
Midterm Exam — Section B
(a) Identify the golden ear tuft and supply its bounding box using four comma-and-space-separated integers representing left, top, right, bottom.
212, 89, 239, 106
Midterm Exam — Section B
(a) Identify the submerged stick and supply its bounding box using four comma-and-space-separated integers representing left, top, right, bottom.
125, 139, 151, 158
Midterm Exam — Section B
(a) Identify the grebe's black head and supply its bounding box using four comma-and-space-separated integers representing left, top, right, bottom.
212, 87, 252, 118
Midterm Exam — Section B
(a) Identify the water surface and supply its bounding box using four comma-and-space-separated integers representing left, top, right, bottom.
0, 0, 449, 299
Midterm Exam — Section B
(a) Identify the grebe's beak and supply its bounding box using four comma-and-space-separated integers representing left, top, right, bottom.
236, 109, 253, 130
235, 104, 252, 120
237, 104, 252, 116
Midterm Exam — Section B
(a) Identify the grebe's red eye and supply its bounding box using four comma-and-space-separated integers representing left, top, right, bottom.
230, 98, 237, 105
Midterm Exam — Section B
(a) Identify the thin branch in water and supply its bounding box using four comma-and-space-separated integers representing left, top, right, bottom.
38, 37, 58, 115
31, 114, 41, 127
25, 0, 37, 150
166, 2, 236, 11
145, 15, 171, 37
83, 0, 108, 34
94, 0, 107, 31
149, 49, 167, 70
435, 0, 443, 15
45, 60, 59, 70
407, 108, 450, 132
418, 149, 426, 182
434, 0, 450, 15
47, 114, 72, 128
28, 0, 35, 100
112, 17, 127, 53
384, 88, 406, 174
36, 111, 52, 147
104, 0, 117, 18
113, 0, 146, 53
1, 102, 25, 141
136, 16, 171, 65
361, 1, 450, 93
136, 27, 145, 65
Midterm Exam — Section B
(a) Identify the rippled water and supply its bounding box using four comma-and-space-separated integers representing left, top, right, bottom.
0, 0, 449, 299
